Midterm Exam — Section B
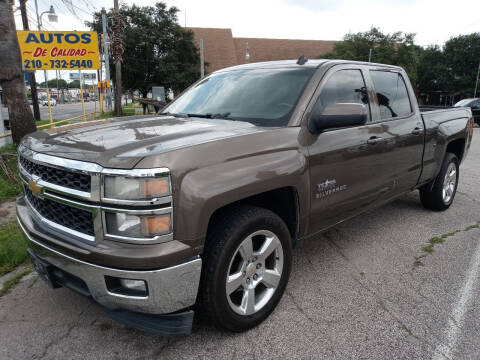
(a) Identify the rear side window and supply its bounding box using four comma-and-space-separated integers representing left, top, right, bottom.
370, 71, 412, 120
313, 69, 370, 121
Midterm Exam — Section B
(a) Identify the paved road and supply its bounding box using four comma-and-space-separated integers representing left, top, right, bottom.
1, 130, 480, 359
2, 102, 99, 123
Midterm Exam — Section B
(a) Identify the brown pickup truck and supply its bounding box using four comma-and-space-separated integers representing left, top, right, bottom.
17, 59, 474, 335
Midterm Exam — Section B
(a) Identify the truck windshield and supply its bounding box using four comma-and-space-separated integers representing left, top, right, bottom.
454, 99, 474, 107
163, 68, 315, 127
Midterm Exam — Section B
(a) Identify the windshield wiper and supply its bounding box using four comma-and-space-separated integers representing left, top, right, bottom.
187, 112, 231, 119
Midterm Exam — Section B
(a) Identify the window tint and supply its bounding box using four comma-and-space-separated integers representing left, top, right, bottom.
313, 69, 370, 120
370, 71, 412, 120
164, 68, 314, 127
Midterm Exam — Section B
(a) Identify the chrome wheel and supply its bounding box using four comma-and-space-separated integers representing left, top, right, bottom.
226, 230, 284, 316
442, 162, 457, 204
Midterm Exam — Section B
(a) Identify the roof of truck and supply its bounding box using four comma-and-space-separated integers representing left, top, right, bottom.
215, 59, 403, 72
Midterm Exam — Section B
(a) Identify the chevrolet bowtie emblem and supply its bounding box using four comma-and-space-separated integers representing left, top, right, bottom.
28, 180, 42, 196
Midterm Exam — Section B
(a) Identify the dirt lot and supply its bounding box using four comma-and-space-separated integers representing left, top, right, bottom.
1, 130, 480, 360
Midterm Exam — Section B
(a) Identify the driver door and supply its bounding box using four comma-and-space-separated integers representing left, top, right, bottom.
305, 65, 393, 234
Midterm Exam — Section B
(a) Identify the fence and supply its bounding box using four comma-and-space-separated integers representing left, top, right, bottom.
0, 111, 99, 140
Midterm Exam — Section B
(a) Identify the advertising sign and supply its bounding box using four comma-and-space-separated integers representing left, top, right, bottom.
82, 73, 96, 80
17, 31, 100, 70
69, 73, 80, 80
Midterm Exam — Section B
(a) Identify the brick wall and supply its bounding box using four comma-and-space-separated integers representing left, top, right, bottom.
189, 27, 337, 73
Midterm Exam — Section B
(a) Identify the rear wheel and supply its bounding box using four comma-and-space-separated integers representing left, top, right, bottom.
420, 153, 459, 211
201, 205, 292, 332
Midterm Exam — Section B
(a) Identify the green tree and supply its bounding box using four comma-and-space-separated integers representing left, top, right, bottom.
322, 27, 422, 87
38, 79, 68, 88
416, 45, 447, 94
443, 33, 480, 96
87, 2, 200, 97
67, 80, 81, 89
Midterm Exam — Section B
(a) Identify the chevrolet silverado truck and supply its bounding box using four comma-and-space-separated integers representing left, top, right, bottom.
17, 59, 474, 335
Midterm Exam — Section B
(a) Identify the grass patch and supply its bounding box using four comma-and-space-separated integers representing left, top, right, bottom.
464, 224, 480, 231
422, 244, 435, 254
94, 107, 137, 120
36, 119, 70, 127
0, 144, 21, 203
429, 237, 445, 245
418, 222, 480, 258
0, 221, 29, 276
0, 268, 31, 297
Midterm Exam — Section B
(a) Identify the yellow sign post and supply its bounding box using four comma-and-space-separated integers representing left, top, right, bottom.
79, 71, 86, 122
46, 88, 53, 125
16, 31, 100, 70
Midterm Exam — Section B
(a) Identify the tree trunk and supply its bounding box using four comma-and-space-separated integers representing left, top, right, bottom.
19, 0, 40, 120
0, 0, 36, 144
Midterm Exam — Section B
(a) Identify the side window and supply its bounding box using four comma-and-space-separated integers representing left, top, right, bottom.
370, 71, 412, 120
313, 69, 370, 121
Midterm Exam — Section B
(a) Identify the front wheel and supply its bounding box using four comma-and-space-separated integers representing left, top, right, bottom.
420, 153, 459, 211
201, 205, 292, 332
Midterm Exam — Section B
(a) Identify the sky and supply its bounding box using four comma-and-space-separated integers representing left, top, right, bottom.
14, 0, 480, 83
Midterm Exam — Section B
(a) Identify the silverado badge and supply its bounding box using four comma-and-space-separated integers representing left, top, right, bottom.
316, 179, 347, 199
28, 179, 43, 196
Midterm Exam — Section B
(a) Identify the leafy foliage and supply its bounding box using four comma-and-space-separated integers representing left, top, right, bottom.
416, 46, 447, 93
442, 33, 480, 95
0, 144, 21, 202
322, 27, 422, 86
38, 79, 68, 88
322, 28, 480, 99
87, 2, 200, 97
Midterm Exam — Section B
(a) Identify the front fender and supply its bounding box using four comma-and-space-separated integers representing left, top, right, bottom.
175, 150, 309, 249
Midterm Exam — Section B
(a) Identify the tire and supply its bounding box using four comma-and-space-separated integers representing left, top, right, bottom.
420, 153, 459, 211
200, 205, 292, 332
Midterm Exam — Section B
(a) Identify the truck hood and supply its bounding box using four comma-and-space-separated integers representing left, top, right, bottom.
22, 116, 268, 168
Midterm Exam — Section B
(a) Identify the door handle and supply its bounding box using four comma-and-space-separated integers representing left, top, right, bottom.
367, 136, 382, 145
411, 127, 423, 135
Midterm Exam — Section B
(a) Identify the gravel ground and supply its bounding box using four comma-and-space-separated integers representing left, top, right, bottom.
1, 129, 480, 360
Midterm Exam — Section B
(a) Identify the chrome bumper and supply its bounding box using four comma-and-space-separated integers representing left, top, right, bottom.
18, 218, 202, 315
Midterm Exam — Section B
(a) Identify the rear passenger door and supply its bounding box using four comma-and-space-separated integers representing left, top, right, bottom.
368, 69, 424, 195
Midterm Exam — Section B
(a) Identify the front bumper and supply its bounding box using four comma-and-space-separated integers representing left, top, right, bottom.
17, 200, 202, 334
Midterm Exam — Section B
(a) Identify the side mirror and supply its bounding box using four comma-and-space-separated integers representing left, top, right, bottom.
308, 103, 367, 134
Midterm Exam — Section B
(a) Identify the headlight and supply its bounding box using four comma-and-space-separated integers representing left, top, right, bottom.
104, 176, 170, 200
102, 168, 171, 203
102, 168, 173, 242
105, 212, 171, 239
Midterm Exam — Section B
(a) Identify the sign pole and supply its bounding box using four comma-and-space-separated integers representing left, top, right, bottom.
474, 60, 480, 98
46, 87, 53, 126
101, 8, 112, 111
79, 70, 86, 122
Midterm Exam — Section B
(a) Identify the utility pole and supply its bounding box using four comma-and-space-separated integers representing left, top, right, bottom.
19, 0, 40, 120
34, 0, 48, 96
101, 8, 112, 110
474, 60, 480, 98
199, 39, 204, 79
112, 0, 123, 116
369, 48, 372, 62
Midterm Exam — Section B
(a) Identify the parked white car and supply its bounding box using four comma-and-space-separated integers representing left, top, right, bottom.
42, 98, 57, 106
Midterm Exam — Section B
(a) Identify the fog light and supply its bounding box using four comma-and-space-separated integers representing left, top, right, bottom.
119, 279, 146, 292
105, 276, 148, 297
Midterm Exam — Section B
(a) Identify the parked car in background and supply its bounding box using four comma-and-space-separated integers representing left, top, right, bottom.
455, 98, 480, 125
41, 98, 56, 106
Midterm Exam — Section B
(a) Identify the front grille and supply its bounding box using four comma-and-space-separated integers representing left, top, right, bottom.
19, 155, 91, 193
25, 187, 94, 236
